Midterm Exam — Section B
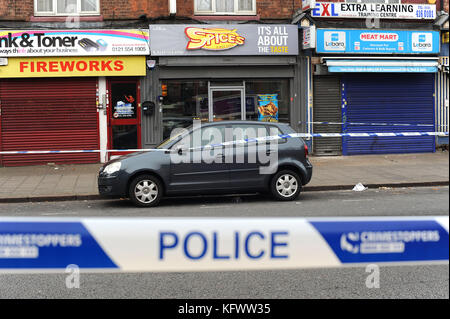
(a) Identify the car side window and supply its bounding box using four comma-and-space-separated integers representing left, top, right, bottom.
171, 133, 192, 150
171, 125, 225, 150
201, 126, 225, 147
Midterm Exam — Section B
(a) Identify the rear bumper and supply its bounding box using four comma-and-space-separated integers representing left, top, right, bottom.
303, 159, 313, 185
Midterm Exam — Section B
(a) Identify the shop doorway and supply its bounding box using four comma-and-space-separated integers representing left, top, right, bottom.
209, 87, 245, 122
107, 78, 141, 159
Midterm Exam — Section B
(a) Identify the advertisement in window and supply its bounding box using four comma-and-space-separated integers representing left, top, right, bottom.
257, 94, 279, 122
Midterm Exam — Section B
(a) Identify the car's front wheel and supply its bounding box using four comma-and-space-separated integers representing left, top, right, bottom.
270, 170, 302, 201
129, 174, 163, 207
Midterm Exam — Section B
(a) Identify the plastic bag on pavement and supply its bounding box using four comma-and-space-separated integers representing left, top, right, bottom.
352, 183, 368, 192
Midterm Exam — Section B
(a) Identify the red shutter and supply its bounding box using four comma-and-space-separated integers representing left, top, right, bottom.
0, 78, 99, 166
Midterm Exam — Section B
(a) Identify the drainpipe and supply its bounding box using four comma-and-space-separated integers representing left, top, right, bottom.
169, 0, 177, 16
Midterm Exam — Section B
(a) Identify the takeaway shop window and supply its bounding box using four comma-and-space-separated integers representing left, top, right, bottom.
162, 80, 209, 140
195, 0, 256, 15
35, 0, 100, 16
245, 80, 290, 123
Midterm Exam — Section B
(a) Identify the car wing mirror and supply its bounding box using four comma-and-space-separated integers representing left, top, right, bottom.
174, 145, 187, 155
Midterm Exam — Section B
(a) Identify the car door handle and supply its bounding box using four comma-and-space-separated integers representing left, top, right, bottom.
216, 154, 225, 158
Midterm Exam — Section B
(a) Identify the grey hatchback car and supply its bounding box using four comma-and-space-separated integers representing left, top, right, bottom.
98, 121, 313, 207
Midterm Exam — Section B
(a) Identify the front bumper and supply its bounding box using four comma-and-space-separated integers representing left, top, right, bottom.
98, 169, 128, 197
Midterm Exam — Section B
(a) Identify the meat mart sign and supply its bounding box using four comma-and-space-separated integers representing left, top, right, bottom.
311, 2, 436, 20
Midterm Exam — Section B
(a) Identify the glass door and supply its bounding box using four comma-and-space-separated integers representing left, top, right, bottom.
107, 79, 141, 158
209, 88, 245, 122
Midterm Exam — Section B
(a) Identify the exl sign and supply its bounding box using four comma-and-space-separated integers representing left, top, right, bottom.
311, 2, 436, 20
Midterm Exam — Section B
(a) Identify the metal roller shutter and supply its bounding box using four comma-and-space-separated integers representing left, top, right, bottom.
0, 78, 99, 166
313, 75, 342, 155
343, 74, 435, 155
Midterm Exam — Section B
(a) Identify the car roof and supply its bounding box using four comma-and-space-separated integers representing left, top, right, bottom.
203, 121, 288, 126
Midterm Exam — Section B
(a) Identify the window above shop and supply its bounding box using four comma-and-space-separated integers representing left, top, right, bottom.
34, 0, 100, 16
195, 0, 256, 15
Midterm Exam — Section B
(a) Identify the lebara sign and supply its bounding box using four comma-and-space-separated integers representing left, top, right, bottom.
311, 2, 436, 20
317, 29, 440, 54
150, 25, 298, 56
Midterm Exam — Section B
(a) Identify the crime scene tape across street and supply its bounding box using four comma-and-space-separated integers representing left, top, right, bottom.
0, 131, 448, 154
0, 217, 448, 273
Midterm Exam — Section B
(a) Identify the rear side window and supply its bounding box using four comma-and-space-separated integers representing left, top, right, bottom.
228, 124, 268, 144
266, 125, 288, 144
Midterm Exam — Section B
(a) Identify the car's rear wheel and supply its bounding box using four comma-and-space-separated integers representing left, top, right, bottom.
129, 174, 163, 207
270, 170, 302, 201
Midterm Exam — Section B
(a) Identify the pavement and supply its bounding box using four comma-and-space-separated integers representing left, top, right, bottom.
0, 151, 448, 203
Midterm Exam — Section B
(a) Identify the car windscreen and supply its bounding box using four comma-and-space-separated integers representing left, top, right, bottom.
155, 125, 194, 149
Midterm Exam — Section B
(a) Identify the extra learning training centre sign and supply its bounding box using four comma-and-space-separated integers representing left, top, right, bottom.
310, 2, 436, 20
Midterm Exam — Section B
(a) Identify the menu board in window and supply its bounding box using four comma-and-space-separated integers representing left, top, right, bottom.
257, 94, 279, 122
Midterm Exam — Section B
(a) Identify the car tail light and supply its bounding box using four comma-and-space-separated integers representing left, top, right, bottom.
304, 144, 309, 157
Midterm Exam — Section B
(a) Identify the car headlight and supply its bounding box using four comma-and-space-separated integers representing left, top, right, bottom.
104, 162, 121, 175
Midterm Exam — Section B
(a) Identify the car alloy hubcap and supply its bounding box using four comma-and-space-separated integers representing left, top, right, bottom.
135, 180, 158, 204
276, 174, 298, 198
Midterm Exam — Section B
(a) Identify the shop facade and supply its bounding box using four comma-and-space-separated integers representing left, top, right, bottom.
0, 29, 148, 166
436, 13, 449, 148
298, 1, 441, 156
141, 24, 304, 148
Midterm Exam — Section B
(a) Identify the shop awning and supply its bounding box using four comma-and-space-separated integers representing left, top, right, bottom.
324, 59, 439, 73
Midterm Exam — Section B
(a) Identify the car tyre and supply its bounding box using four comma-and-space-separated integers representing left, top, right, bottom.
129, 174, 163, 207
270, 170, 302, 201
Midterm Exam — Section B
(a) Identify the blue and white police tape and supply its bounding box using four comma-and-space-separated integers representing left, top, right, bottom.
0, 217, 448, 272
0, 131, 448, 155
306, 121, 447, 127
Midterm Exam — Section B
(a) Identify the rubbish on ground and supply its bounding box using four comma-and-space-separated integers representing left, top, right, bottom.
353, 183, 368, 192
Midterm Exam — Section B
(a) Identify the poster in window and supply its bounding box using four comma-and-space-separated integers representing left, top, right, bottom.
257, 94, 279, 122
113, 94, 136, 119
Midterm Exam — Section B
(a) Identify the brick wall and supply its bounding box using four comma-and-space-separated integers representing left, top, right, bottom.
0, 0, 33, 21
101, 0, 168, 20
258, 0, 301, 19
0, 0, 447, 22
0, 0, 302, 21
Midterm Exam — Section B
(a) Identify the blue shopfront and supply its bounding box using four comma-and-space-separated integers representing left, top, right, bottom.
312, 28, 440, 156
